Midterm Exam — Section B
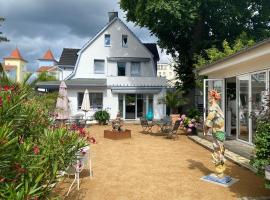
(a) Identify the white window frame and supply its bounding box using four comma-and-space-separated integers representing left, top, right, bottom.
122, 35, 128, 48
104, 34, 111, 47
94, 59, 105, 74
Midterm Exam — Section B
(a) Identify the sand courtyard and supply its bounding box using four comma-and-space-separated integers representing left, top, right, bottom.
54, 124, 270, 200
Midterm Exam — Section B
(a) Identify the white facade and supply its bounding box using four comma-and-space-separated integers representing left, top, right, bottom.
157, 63, 176, 86
64, 14, 167, 120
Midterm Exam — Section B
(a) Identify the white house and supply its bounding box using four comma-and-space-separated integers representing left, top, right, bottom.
38, 12, 167, 120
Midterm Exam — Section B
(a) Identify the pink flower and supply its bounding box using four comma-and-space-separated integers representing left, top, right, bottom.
188, 123, 194, 128
180, 121, 183, 125
181, 114, 186, 120
187, 128, 192, 133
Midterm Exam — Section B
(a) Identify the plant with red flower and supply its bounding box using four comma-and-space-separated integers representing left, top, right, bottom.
33, 145, 40, 155
3, 85, 10, 91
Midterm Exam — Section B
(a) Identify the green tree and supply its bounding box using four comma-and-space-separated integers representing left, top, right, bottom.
163, 90, 187, 114
37, 71, 57, 82
120, 0, 270, 92
0, 17, 8, 42
194, 33, 255, 89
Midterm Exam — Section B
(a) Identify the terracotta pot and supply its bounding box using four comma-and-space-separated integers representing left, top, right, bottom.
265, 165, 270, 180
170, 114, 180, 123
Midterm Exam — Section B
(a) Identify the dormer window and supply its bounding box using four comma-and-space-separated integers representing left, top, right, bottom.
105, 34, 111, 46
122, 35, 128, 47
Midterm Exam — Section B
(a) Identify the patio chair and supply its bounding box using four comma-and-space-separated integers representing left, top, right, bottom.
140, 117, 154, 133
159, 116, 172, 132
166, 120, 181, 139
65, 146, 93, 196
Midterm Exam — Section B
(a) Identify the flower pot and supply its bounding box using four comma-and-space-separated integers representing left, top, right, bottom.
265, 165, 270, 180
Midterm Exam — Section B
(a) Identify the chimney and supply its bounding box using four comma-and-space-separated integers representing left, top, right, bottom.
108, 11, 118, 22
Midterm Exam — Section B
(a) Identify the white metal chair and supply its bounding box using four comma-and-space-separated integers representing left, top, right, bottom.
65, 146, 93, 196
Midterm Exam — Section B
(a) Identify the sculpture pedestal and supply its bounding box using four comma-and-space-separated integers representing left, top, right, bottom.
201, 174, 238, 187
104, 129, 131, 140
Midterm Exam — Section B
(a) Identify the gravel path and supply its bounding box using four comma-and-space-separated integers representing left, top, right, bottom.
54, 124, 270, 200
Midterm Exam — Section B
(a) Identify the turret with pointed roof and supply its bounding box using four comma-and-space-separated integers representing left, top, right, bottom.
3, 48, 27, 82
37, 49, 58, 68
4, 48, 28, 63
38, 49, 57, 62
37, 49, 60, 80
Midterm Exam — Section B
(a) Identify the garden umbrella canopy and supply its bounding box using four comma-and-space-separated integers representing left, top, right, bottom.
55, 81, 70, 120
81, 89, 91, 118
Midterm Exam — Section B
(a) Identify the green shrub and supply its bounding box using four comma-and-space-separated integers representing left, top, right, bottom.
250, 91, 270, 189
94, 110, 110, 125
0, 84, 88, 199
250, 121, 270, 189
187, 108, 200, 120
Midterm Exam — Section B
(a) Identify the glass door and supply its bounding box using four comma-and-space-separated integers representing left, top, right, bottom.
125, 94, 136, 119
203, 79, 225, 123
237, 75, 250, 142
251, 71, 266, 143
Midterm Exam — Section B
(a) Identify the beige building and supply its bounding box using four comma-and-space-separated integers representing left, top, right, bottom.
198, 38, 270, 145
3, 48, 27, 82
157, 63, 176, 86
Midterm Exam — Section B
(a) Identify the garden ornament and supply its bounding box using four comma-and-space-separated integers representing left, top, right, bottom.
204, 90, 226, 178
112, 112, 123, 132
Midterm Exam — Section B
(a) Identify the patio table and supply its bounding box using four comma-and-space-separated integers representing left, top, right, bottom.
152, 119, 172, 133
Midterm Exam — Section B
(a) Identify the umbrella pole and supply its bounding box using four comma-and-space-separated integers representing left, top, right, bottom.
84, 111, 87, 127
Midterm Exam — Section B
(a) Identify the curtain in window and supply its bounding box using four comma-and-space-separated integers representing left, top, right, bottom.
131, 62, 140, 76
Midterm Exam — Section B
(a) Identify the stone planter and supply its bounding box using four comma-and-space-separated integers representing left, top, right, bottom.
265, 165, 270, 180
104, 129, 131, 140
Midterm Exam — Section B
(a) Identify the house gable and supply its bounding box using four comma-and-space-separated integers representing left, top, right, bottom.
66, 17, 156, 79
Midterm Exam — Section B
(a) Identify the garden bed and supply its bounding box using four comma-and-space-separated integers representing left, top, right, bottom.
104, 129, 131, 140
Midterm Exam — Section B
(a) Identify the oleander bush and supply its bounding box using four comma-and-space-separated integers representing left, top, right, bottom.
0, 84, 88, 199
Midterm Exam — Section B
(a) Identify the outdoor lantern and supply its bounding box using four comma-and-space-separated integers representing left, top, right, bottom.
265, 165, 270, 180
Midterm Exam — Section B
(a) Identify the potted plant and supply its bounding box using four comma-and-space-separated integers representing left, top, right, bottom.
94, 110, 110, 125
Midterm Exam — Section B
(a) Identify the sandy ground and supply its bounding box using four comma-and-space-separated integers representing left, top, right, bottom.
53, 124, 270, 200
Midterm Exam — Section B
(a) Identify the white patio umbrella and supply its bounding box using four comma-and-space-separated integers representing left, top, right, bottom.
55, 81, 70, 121
81, 89, 91, 119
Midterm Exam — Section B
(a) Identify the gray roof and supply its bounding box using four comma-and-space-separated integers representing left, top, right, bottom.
58, 48, 80, 67
143, 43, 159, 61
36, 78, 107, 89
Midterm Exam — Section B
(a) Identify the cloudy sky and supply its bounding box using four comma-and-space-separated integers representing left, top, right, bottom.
0, 0, 171, 71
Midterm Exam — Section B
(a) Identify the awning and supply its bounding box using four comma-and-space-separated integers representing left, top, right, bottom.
36, 78, 107, 89
107, 57, 150, 62
111, 87, 162, 94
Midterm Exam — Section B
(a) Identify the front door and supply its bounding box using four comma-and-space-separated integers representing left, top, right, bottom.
125, 94, 136, 119
203, 79, 225, 130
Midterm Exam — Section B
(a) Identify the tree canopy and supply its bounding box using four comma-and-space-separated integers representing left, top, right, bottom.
120, 0, 270, 91
0, 17, 8, 43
